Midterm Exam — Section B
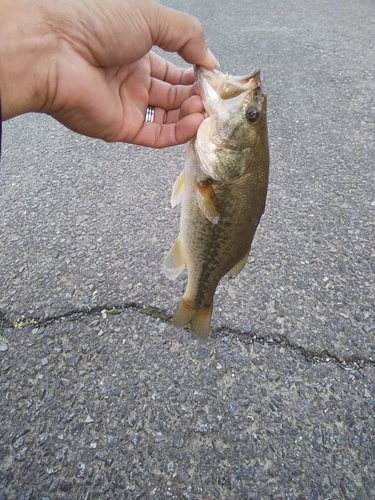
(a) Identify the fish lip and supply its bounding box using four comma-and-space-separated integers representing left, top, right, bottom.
195, 66, 261, 105
194, 66, 262, 124
195, 65, 260, 82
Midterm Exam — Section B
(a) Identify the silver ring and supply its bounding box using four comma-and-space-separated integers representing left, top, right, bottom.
145, 106, 155, 122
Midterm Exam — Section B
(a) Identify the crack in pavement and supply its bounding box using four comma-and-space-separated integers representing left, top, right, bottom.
1, 303, 374, 369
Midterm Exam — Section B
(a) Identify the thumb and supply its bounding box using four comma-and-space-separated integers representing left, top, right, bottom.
147, 2, 218, 70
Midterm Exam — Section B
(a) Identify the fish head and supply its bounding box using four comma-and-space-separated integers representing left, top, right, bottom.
194, 66, 268, 183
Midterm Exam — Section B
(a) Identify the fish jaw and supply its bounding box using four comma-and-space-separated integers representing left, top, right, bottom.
195, 65, 261, 114
194, 66, 268, 184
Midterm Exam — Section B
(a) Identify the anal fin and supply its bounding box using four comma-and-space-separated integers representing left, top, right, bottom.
227, 250, 250, 278
196, 181, 219, 224
163, 236, 186, 280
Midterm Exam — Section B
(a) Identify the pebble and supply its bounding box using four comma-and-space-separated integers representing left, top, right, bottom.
362, 324, 375, 334
233, 353, 244, 362
208, 486, 221, 499
47, 387, 55, 401
244, 321, 255, 333
55, 448, 66, 460
173, 437, 184, 448
20, 490, 33, 500
15, 447, 28, 461
136, 419, 144, 431
49, 478, 60, 492
328, 471, 338, 487
345, 479, 357, 492
310, 490, 319, 500
132, 433, 140, 446
338, 262, 346, 273
75, 463, 86, 478
229, 402, 240, 416
13, 436, 24, 449
197, 346, 210, 359
265, 482, 278, 494
0, 344, 8, 352
59, 481, 72, 492
127, 415, 136, 426
177, 470, 189, 483
336, 320, 345, 332
359, 451, 368, 464
194, 421, 209, 433
70, 354, 81, 367
107, 435, 117, 446
94, 451, 108, 461
140, 469, 149, 480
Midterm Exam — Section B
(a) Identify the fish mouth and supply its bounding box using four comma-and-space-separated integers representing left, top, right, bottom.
194, 65, 265, 164
195, 66, 261, 107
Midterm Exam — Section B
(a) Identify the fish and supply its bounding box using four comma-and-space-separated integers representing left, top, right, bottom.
163, 65, 269, 340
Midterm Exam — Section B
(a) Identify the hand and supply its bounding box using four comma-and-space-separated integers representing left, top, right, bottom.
0, 0, 218, 147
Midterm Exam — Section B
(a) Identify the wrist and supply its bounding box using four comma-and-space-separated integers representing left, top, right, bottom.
0, 0, 56, 120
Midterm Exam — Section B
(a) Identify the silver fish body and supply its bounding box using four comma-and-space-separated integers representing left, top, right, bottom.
164, 66, 269, 339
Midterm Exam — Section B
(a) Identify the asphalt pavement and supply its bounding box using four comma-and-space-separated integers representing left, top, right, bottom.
1, 0, 374, 498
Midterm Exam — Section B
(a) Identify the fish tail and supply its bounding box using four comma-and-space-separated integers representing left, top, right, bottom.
172, 298, 213, 341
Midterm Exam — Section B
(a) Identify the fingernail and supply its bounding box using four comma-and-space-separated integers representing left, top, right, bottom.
207, 49, 220, 68
198, 48, 220, 70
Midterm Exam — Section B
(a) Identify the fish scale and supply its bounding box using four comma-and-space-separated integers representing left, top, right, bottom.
164, 66, 269, 340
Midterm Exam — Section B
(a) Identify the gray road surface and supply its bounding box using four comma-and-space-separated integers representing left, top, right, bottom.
1, 0, 374, 498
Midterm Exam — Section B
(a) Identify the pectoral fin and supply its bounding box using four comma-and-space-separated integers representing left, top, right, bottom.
196, 181, 219, 224
171, 171, 185, 207
163, 236, 186, 280
227, 250, 250, 278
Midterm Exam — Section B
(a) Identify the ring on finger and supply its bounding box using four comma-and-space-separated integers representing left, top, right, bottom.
145, 106, 155, 122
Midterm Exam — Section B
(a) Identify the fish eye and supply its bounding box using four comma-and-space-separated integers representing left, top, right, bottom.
246, 105, 261, 123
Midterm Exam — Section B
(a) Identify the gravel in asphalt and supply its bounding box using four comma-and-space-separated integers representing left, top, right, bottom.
1, 309, 374, 499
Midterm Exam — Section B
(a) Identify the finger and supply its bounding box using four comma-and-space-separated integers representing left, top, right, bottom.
148, 78, 195, 111
147, 3, 218, 69
130, 113, 205, 148
154, 95, 204, 124
149, 52, 195, 86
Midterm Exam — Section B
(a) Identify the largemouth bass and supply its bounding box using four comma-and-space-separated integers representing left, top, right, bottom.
164, 66, 269, 340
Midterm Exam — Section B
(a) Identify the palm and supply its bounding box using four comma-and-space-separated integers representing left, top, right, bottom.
48, 51, 204, 148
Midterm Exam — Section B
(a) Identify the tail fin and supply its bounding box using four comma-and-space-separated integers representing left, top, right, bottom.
172, 298, 213, 340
